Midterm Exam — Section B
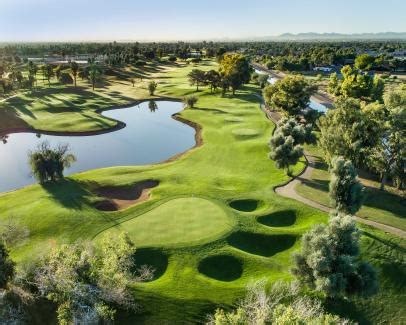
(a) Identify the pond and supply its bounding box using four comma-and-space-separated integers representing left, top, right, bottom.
253, 68, 328, 113
0, 101, 195, 193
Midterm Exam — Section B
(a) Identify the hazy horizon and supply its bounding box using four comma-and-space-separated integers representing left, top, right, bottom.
1, 0, 406, 42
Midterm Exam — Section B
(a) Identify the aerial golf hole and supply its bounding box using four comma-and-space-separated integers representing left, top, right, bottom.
257, 210, 297, 227
229, 199, 261, 212
227, 231, 297, 257
198, 255, 243, 281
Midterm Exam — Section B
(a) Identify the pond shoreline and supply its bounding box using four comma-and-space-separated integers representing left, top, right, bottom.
0, 97, 190, 138
0, 98, 202, 194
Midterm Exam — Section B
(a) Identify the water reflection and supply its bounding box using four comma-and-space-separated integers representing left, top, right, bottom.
0, 101, 195, 193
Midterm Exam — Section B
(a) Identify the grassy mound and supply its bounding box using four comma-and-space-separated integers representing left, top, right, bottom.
258, 210, 297, 227
198, 254, 243, 281
97, 197, 233, 247
227, 231, 297, 257
132, 248, 169, 281
232, 128, 259, 138
229, 199, 262, 212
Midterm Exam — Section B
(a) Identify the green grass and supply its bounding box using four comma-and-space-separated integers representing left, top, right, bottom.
97, 197, 234, 248
296, 144, 406, 231
0, 60, 404, 324
198, 254, 243, 281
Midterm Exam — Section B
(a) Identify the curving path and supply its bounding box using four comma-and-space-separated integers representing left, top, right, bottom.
261, 104, 406, 239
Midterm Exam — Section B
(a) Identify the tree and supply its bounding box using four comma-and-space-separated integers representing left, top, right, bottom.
54, 65, 62, 81
269, 134, 303, 175
88, 63, 103, 91
28, 141, 76, 183
329, 156, 365, 215
292, 213, 378, 298
275, 117, 315, 146
327, 72, 340, 96
318, 98, 383, 166
183, 95, 198, 108
257, 74, 269, 88
371, 75, 384, 102
28, 61, 38, 87
339, 65, 381, 100
369, 85, 406, 190
355, 54, 375, 71
187, 69, 206, 91
148, 81, 157, 95
204, 70, 221, 92
70, 61, 79, 87
34, 233, 149, 324
44, 64, 54, 87
208, 280, 350, 325
263, 75, 316, 116
0, 241, 15, 289
218, 53, 251, 95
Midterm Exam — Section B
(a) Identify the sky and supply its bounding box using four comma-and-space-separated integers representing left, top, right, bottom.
0, 0, 405, 42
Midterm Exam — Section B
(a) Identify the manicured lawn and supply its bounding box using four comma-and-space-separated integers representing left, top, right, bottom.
0, 60, 404, 324
296, 144, 406, 231
97, 197, 235, 247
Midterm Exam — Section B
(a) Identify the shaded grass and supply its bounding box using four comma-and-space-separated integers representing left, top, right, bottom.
198, 254, 243, 281
227, 231, 297, 257
296, 144, 406, 231
258, 210, 297, 227
229, 199, 262, 212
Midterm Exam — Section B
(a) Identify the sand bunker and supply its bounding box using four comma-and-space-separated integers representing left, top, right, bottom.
94, 180, 159, 211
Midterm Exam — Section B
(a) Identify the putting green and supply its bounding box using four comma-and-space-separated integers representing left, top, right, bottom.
98, 197, 233, 247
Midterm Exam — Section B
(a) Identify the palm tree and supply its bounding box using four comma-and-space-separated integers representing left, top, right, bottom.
44, 64, 54, 87
88, 63, 102, 91
70, 61, 79, 87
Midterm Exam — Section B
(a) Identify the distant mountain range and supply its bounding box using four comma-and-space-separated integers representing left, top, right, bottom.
253, 32, 406, 41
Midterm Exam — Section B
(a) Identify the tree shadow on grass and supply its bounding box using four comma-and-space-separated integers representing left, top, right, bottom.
362, 187, 406, 219
299, 178, 329, 192
325, 297, 371, 325
193, 107, 227, 114
41, 178, 93, 210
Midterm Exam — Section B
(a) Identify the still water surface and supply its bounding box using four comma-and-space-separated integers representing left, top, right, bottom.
0, 101, 195, 193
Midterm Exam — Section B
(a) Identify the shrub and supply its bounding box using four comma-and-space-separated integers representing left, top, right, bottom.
168, 55, 177, 62
148, 81, 157, 95
0, 241, 15, 289
183, 95, 198, 108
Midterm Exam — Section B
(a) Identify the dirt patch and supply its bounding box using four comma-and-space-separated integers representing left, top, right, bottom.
94, 180, 159, 211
